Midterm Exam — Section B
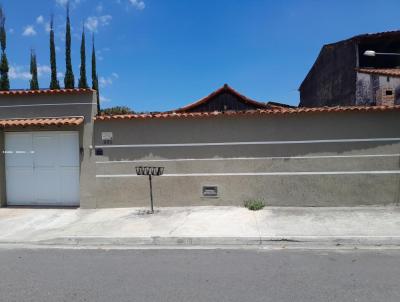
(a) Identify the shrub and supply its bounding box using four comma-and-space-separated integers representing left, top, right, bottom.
100, 106, 134, 115
244, 199, 265, 211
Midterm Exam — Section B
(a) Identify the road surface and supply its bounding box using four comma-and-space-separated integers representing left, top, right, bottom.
0, 248, 399, 301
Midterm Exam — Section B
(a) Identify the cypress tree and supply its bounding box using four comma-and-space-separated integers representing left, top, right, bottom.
30, 50, 39, 90
49, 15, 60, 89
64, 2, 75, 88
91, 35, 100, 112
78, 28, 88, 88
0, 6, 10, 91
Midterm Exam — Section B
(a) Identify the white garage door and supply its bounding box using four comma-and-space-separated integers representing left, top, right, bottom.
5, 131, 80, 206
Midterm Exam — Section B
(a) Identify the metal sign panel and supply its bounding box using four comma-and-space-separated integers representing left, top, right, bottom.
101, 132, 113, 141
202, 186, 218, 197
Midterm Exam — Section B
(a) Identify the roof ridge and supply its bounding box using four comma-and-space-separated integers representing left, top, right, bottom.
173, 84, 269, 113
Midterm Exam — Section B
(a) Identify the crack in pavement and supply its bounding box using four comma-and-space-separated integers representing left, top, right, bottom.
252, 211, 262, 244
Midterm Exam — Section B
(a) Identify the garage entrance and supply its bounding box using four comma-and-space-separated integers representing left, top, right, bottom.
5, 131, 80, 206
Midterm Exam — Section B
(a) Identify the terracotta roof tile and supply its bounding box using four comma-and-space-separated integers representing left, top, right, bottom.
95, 105, 400, 121
0, 88, 95, 96
0, 116, 84, 127
357, 68, 400, 77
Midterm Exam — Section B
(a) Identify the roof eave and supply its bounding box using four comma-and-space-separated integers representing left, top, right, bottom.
95, 105, 400, 121
0, 88, 96, 96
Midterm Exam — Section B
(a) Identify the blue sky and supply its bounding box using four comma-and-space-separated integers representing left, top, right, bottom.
3, 0, 400, 111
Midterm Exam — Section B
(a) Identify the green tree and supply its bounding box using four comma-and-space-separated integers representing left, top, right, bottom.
49, 15, 60, 89
64, 2, 75, 88
0, 6, 9, 91
100, 106, 134, 115
91, 35, 100, 112
78, 28, 88, 88
29, 50, 39, 90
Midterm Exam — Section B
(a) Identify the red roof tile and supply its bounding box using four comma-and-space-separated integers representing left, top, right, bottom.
0, 88, 95, 96
357, 68, 400, 77
96, 105, 400, 121
0, 116, 84, 127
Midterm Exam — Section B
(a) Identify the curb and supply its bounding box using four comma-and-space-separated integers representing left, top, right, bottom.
2, 236, 400, 248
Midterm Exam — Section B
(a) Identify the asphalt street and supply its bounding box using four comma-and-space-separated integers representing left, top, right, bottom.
0, 248, 399, 302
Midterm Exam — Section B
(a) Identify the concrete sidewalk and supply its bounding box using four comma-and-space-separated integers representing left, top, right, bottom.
0, 206, 399, 248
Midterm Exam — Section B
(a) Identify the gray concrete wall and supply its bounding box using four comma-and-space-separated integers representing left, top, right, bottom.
94, 111, 400, 207
0, 129, 5, 207
0, 91, 97, 208
299, 41, 357, 107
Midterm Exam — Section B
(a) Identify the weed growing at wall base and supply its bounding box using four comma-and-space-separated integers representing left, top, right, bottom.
244, 199, 265, 211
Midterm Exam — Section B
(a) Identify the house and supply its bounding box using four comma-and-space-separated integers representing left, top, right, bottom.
172, 84, 294, 113
299, 30, 400, 107
0, 87, 400, 208
356, 68, 400, 106
0, 88, 97, 208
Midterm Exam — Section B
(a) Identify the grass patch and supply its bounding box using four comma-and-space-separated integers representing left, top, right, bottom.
244, 199, 265, 211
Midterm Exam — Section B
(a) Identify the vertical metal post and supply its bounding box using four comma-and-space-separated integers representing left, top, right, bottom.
149, 174, 154, 213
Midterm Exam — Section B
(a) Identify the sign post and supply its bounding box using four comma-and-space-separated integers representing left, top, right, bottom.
135, 166, 164, 214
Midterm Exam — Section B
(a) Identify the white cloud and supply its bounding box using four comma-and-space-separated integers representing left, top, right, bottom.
95, 49, 107, 61
96, 3, 103, 13
55, 0, 68, 6
36, 15, 44, 24
9, 66, 31, 80
9, 64, 57, 80
22, 25, 37, 36
99, 76, 113, 87
85, 15, 112, 32
129, 0, 145, 10
55, 0, 80, 5
37, 65, 51, 76
8, 28, 14, 34
36, 16, 51, 33
44, 22, 51, 32
100, 96, 111, 103
99, 73, 119, 87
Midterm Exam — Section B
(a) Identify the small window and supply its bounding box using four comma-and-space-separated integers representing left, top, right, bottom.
95, 148, 103, 156
386, 90, 393, 96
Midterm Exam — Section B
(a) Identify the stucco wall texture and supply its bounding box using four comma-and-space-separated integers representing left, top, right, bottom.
0, 91, 399, 208
94, 111, 400, 208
